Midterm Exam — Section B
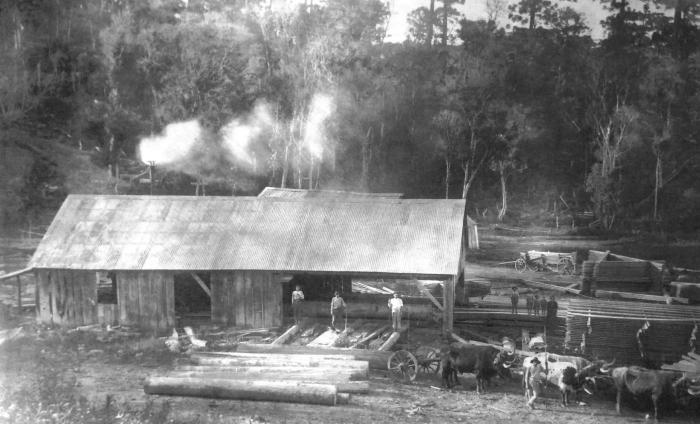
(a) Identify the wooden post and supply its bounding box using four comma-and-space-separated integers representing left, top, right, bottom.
443, 277, 455, 334
16, 275, 22, 310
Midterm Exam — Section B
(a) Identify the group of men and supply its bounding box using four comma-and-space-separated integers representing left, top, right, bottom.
290, 285, 405, 332
510, 287, 558, 318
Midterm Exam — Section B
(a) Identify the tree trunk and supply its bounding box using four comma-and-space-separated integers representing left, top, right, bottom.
442, 2, 448, 46
445, 156, 450, 199
361, 126, 372, 190
653, 151, 661, 221
497, 161, 507, 221
427, 0, 435, 47
144, 377, 340, 405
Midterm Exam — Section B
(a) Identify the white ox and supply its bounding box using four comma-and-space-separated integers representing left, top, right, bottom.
522, 353, 613, 406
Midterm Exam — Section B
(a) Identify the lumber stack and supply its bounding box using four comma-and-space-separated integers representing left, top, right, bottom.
144, 351, 371, 405
564, 299, 700, 365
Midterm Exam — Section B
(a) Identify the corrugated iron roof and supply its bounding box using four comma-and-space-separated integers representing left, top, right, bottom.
258, 186, 404, 199
29, 195, 466, 276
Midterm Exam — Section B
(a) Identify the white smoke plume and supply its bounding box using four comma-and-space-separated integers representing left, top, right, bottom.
138, 120, 202, 164
304, 93, 334, 159
220, 102, 274, 169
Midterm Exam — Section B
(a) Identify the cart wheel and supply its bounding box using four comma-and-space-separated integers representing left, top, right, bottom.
418, 348, 440, 374
387, 350, 418, 382
558, 258, 574, 275
514, 258, 527, 272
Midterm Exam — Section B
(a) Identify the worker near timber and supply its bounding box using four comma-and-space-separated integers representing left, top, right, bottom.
291, 285, 304, 324
538, 295, 548, 318
524, 356, 546, 409
533, 294, 541, 316
525, 292, 535, 315
330, 291, 346, 332
546, 295, 558, 326
387, 292, 404, 331
510, 286, 520, 314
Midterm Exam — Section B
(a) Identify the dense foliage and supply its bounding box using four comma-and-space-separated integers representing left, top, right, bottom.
1, 0, 700, 233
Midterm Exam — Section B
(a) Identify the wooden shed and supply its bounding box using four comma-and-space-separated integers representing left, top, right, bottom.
28, 194, 468, 334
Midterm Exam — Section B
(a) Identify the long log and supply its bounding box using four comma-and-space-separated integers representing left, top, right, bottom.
190, 355, 369, 373
350, 325, 390, 349
297, 301, 433, 320
161, 372, 369, 393
272, 325, 299, 345
378, 332, 401, 351
195, 351, 357, 362
235, 343, 392, 370
174, 365, 367, 380
144, 377, 339, 405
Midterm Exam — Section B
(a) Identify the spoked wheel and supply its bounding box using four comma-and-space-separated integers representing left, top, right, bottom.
558, 258, 574, 275
387, 350, 418, 382
417, 347, 440, 374
514, 258, 527, 272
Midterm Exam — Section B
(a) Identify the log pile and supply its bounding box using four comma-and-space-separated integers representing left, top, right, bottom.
144, 351, 371, 405
564, 299, 700, 365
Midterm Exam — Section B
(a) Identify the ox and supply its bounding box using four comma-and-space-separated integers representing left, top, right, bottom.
440, 344, 515, 394
523, 354, 613, 407
612, 366, 683, 420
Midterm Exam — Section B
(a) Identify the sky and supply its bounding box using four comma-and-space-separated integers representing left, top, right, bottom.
382, 0, 649, 42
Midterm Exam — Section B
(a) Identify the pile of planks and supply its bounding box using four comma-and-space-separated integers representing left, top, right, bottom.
564, 298, 700, 365
144, 351, 371, 406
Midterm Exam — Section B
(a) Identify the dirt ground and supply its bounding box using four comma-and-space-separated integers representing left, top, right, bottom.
1, 230, 699, 423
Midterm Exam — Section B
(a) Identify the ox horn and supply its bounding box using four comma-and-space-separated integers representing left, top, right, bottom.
600, 358, 616, 373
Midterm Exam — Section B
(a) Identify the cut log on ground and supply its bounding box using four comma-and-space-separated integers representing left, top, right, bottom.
173, 365, 366, 381
350, 325, 390, 349
195, 351, 357, 362
159, 373, 369, 393
235, 343, 392, 370
378, 332, 401, 351
144, 377, 340, 405
272, 325, 299, 345
189, 355, 369, 373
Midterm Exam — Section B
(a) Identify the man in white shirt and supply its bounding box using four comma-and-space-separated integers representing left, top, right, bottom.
388, 293, 404, 331
291, 285, 304, 324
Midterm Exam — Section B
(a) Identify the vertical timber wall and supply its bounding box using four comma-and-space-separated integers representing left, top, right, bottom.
35, 269, 97, 326
116, 271, 174, 333
210, 271, 282, 328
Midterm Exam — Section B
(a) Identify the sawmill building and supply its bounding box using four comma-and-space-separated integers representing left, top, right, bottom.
28, 194, 468, 334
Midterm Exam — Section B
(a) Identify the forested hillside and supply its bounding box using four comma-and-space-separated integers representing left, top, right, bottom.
1, 0, 700, 233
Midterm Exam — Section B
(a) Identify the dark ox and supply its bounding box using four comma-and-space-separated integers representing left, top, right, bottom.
612, 366, 683, 420
440, 344, 515, 394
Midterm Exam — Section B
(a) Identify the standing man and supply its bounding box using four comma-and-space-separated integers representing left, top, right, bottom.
510, 286, 520, 315
533, 294, 541, 316
330, 291, 346, 332
291, 285, 304, 325
539, 295, 548, 318
388, 293, 404, 331
524, 357, 546, 409
526, 292, 535, 315
546, 295, 558, 330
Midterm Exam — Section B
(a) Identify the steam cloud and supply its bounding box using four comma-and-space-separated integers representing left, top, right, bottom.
135, 93, 335, 183
304, 93, 334, 159
138, 120, 202, 164
220, 102, 274, 168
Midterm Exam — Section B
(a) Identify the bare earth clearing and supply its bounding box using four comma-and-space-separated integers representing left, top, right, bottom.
1, 230, 699, 423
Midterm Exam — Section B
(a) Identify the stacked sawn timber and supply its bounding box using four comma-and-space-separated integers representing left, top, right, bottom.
564, 298, 700, 365
144, 351, 370, 406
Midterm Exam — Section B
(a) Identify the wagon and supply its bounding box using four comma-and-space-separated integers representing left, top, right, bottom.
386, 345, 441, 382
502, 250, 576, 275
